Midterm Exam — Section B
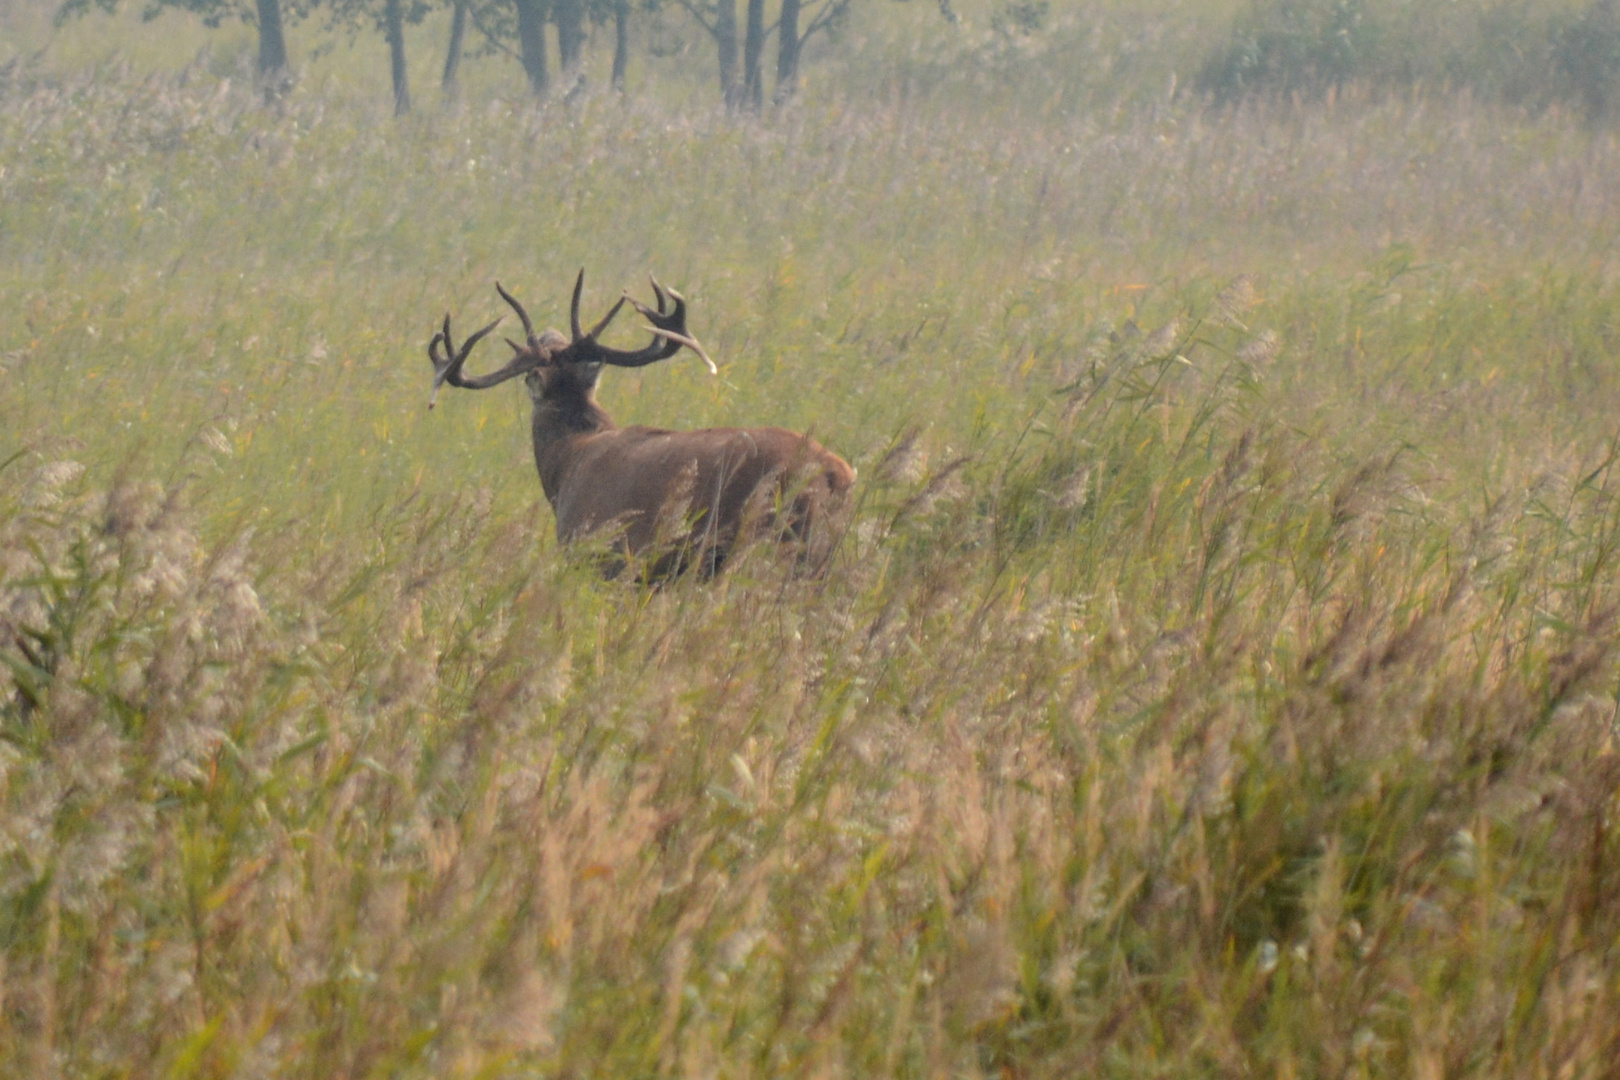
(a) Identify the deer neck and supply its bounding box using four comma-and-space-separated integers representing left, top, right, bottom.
531, 393, 615, 504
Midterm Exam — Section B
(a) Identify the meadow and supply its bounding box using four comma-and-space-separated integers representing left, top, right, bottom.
5, 0, 1620, 1075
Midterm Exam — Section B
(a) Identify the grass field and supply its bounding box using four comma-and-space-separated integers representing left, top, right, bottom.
5, 0, 1620, 1075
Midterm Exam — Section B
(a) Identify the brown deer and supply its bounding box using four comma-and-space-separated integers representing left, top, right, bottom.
427, 272, 855, 578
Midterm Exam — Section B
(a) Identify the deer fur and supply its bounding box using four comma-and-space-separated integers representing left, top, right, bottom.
429, 275, 855, 577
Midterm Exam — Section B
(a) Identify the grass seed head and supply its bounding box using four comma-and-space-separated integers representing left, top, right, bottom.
1213, 274, 1260, 326
1238, 328, 1280, 366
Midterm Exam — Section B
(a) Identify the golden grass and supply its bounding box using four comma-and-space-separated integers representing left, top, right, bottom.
4, 2, 1620, 1075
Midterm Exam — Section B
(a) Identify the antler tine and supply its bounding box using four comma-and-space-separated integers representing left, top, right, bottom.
586, 295, 628, 340
569, 269, 587, 341
495, 281, 537, 346
427, 313, 458, 409
427, 315, 457, 364
625, 290, 686, 337
427, 312, 506, 408
460, 316, 504, 355
649, 274, 670, 314
624, 294, 668, 323
643, 325, 718, 374
649, 284, 714, 372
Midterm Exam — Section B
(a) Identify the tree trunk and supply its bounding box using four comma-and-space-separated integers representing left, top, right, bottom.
514, 0, 550, 99
385, 0, 411, 115
715, 0, 739, 107
611, 0, 629, 91
442, 0, 468, 100
776, 0, 802, 102
742, 0, 765, 110
254, 0, 290, 93
555, 0, 586, 75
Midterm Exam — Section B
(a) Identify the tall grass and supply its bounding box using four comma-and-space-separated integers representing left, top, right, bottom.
4, 3, 1620, 1075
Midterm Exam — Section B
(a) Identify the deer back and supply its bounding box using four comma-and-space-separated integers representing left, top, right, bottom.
547, 424, 855, 566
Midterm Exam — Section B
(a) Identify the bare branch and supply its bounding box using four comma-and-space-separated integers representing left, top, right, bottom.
671, 0, 720, 39
466, 3, 524, 64
802, 0, 853, 42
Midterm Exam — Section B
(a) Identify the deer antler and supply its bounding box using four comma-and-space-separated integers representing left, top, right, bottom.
566, 272, 716, 373
627, 279, 717, 374
569, 269, 629, 342
428, 274, 717, 409
496, 281, 538, 347
427, 312, 505, 408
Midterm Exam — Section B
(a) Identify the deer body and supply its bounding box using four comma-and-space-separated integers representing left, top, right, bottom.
430, 274, 854, 577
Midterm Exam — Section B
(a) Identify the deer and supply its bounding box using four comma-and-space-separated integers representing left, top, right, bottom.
427, 272, 856, 578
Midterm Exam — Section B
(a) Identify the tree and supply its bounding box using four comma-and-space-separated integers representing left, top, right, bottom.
323, 0, 431, 113
442, 0, 470, 99
439, 0, 616, 103
775, 0, 799, 98
774, 0, 856, 102
716, 0, 740, 106
255, 0, 292, 80
437, 0, 547, 100
56, 0, 303, 96
513, 0, 551, 96
610, 0, 629, 89
674, 0, 741, 106
742, 0, 764, 109
383, 0, 412, 112
555, 0, 585, 76
665, 0, 863, 107
1553, 0, 1620, 120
